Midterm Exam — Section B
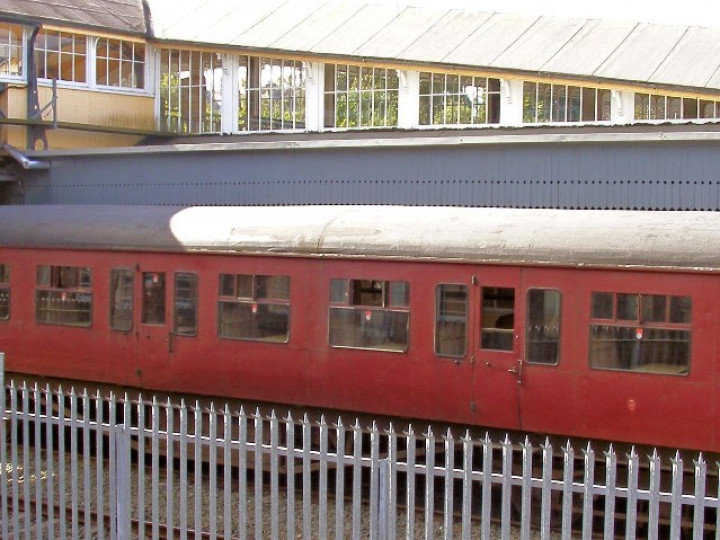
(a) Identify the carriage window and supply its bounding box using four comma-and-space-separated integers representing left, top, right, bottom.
109, 269, 133, 331
329, 279, 409, 352
174, 273, 198, 336
0, 264, 9, 320
481, 287, 515, 351
142, 272, 165, 325
589, 292, 691, 375
36, 265, 92, 327
526, 289, 561, 364
435, 284, 467, 357
218, 274, 290, 343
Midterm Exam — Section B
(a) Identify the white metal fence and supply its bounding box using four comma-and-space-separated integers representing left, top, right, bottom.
1, 354, 719, 539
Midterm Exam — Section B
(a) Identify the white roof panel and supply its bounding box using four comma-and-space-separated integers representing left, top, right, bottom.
446, 12, 539, 67
232, 0, 326, 49
594, 23, 688, 83
271, 2, 363, 52
492, 16, 585, 71
397, 9, 493, 63
311, 4, 405, 55
540, 19, 636, 78
649, 26, 720, 89
352, 6, 446, 59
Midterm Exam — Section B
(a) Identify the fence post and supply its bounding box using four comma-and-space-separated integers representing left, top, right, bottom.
0, 352, 7, 540
378, 457, 389, 540
114, 422, 132, 539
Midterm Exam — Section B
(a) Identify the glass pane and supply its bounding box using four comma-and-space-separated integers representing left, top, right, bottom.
142, 272, 165, 325
523, 82, 537, 122
669, 296, 692, 324
526, 289, 560, 364
435, 284, 467, 357
0, 285, 7, 320
616, 293, 638, 321
109, 269, 133, 331
218, 301, 289, 343
219, 274, 235, 297
590, 324, 689, 374
481, 287, 514, 351
641, 294, 666, 323
236, 274, 253, 299
389, 281, 409, 307
174, 273, 197, 336
591, 292, 613, 319
329, 307, 409, 352
36, 290, 92, 327
330, 279, 348, 303
257, 275, 290, 300
351, 280, 384, 307
0, 263, 8, 319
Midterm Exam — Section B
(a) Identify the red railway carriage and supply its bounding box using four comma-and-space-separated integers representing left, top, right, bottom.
0, 204, 718, 452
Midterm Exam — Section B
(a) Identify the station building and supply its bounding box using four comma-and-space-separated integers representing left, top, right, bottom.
2, 0, 720, 209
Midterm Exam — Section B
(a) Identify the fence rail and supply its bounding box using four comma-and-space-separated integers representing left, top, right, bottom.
1, 362, 719, 538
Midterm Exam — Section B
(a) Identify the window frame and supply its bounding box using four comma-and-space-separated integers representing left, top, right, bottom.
525, 288, 561, 365
323, 64, 399, 129
173, 272, 198, 337
328, 278, 410, 353
588, 291, 692, 376
480, 286, 515, 352
109, 267, 134, 332
217, 273, 291, 344
0, 263, 9, 320
94, 36, 146, 91
523, 81, 611, 124
0, 23, 25, 81
434, 283, 468, 358
35, 265, 93, 327
418, 71, 501, 127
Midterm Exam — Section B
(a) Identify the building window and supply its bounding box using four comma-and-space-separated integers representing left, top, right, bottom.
328, 279, 409, 352
526, 289, 560, 365
238, 56, 305, 131
218, 274, 290, 343
159, 48, 222, 133
634, 92, 720, 121
0, 264, 9, 320
589, 292, 691, 375
419, 72, 500, 126
109, 268, 133, 331
174, 272, 198, 337
523, 82, 611, 123
324, 64, 399, 128
0, 23, 23, 77
96, 38, 145, 89
142, 272, 165, 325
36, 265, 92, 327
481, 287, 514, 351
435, 284, 467, 357
35, 29, 87, 83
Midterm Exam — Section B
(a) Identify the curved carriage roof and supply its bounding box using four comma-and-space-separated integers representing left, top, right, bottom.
1, 205, 720, 272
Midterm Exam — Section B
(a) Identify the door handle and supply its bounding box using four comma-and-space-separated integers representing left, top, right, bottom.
508, 359, 523, 385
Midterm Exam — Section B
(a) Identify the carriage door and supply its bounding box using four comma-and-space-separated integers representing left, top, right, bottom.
138, 270, 171, 382
471, 268, 521, 429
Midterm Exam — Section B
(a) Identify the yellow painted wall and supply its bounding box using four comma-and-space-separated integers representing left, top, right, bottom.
1, 85, 152, 149
36, 86, 155, 130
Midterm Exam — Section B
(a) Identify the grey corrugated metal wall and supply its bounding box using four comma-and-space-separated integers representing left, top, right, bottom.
7, 138, 720, 210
